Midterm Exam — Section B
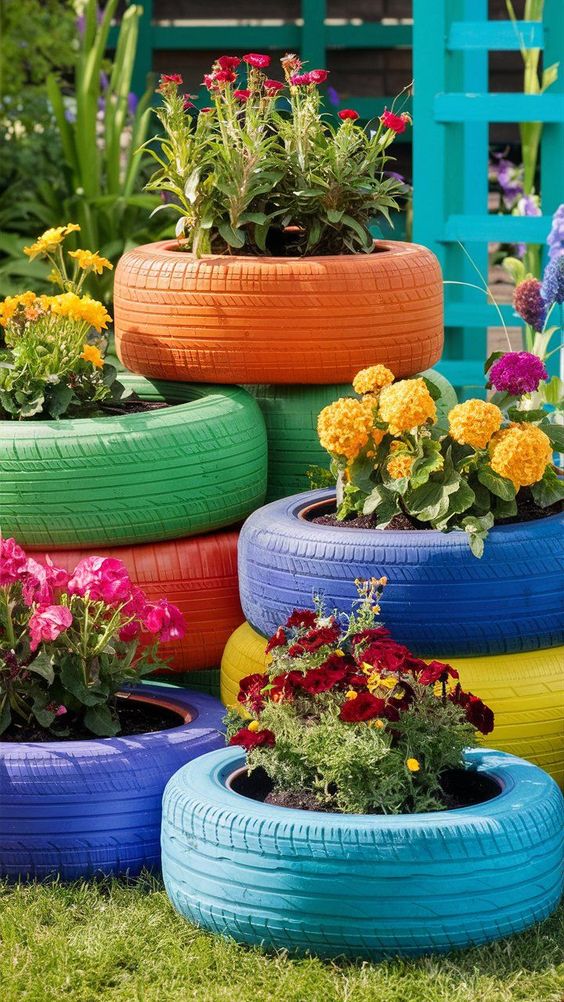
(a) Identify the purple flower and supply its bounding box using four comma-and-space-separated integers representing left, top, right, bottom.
547, 204, 564, 262
516, 194, 541, 217
127, 91, 139, 116
541, 255, 564, 306
513, 278, 547, 331
489, 351, 548, 395
327, 85, 341, 107
491, 155, 523, 209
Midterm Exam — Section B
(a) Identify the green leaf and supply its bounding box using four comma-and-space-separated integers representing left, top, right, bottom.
340, 214, 372, 248
60, 658, 103, 706
531, 466, 564, 508
27, 653, 55, 685
349, 453, 376, 494
507, 407, 546, 423
410, 440, 444, 489
461, 512, 495, 559
326, 209, 344, 223
421, 377, 441, 402
543, 376, 563, 407
477, 467, 516, 501
540, 421, 564, 454
83, 704, 120, 737
445, 480, 475, 518
217, 221, 246, 249
0, 696, 11, 735
362, 485, 400, 526
541, 61, 559, 93
46, 383, 74, 419
183, 169, 200, 205
493, 496, 518, 519
484, 350, 504, 374
502, 256, 526, 286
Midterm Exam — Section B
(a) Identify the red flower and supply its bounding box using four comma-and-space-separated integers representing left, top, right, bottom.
338, 108, 359, 121
183, 95, 195, 111
214, 69, 237, 83
465, 695, 494, 735
229, 727, 275, 750
237, 672, 267, 711
380, 109, 411, 133
288, 622, 341, 656
309, 69, 329, 84
418, 660, 459, 687
202, 74, 217, 90
340, 692, 386, 722
269, 672, 297, 702
234, 89, 251, 101
290, 72, 312, 86
264, 79, 284, 94
158, 73, 183, 92
350, 627, 391, 646
265, 626, 287, 654
285, 609, 317, 629
217, 56, 241, 71
243, 53, 271, 69
200, 107, 214, 113
361, 640, 410, 673
293, 664, 348, 694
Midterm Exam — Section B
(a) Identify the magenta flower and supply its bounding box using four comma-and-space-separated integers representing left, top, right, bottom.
144, 598, 186, 642
309, 69, 329, 84
290, 72, 312, 86
217, 56, 241, 71
0, 538, 27, 587
29, 605, 73, 651
118, 587, 149, 642
214, 69, 237, 84
264, 79, 284, 94
338, 108, 359, 121
489, 351, 548, 396
67, 556, 132, 606
21, 556, 69, 606
513, 278, 547, 331
233, 89, 251, 101
243, 53, 271, 69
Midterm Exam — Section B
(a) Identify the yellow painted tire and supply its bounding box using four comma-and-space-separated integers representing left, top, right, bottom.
220, 622, 564, 787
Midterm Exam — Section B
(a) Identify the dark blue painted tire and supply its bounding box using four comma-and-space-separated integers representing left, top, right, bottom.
238, 489, 564, 656
161, 746, 564, 959
0, 686, 224, 881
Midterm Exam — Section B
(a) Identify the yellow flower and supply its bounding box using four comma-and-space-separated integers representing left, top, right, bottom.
23, 223, 80, 260
352, 364, 395, 395
69, 249, 113, 274
0, 291, 37, 326
317, 396, 376, 462
81, 344, 104, 368
49, 293, 112, 332
387, 452, 414, 480
379, 378, 436, 435
406, 758, 420, 772
247, 720, 260, 732
488, 423, 552, 490
77, 298, 112, 332
374, 719, 385, 729
345, 689, 357, 700
448, 399, 503, 450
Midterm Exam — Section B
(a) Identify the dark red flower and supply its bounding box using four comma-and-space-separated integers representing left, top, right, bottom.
344, 672, 370, 689
285, 609, 317, 629
183, 95, 195, 111
243, 53, 271, 69
158, 73, 183, 92
217, 56, 241, 71
202, 74, 217, 90
290, 72, 312, 86
234, 89, 251, 101
237, 672, 267, 711
294, 664, 348, 694
309, 69, 329, 84
214, 69, 237, 83
340, 692, 386, 722
265, 626, 287, 654
465, 695, 495, 735
264, 79, 284, 94
229, 727, 275, 750
338, 108, 359, 121
418, 660, 459, 687
200, 107, 214, 113
361, 640, 410, 673
380, 109, 411, 133
288, 622, 341, 656
350, 627, 391, 646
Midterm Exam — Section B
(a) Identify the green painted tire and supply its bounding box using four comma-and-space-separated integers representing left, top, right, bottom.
1, 375, 267, 548
154, 669, 221, 699
246, 370, 457, 503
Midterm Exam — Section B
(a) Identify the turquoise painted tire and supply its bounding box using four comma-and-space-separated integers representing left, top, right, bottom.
161, 746, 564, 959
0, 375, 267, 548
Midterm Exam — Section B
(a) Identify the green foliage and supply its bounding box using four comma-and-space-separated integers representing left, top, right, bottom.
0, 0, 76, 99
146, 60, 408, 257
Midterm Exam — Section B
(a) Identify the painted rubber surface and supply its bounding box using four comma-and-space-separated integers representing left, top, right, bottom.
1, 374, 267, 548
246, 369, 458, 502
0, 686, 225, 881
114, 240, 443, 384
156, 669, 221, 699
221, 622, 564, 787
34, 532, 243, 672
238, 490, 564, 657
162, 746, 564, 959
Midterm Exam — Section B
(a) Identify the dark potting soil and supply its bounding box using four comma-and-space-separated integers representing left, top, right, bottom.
98, 399, 168, 416
1, 698, 183, 743
311, 489, 563, 531
230, 766, 501, 814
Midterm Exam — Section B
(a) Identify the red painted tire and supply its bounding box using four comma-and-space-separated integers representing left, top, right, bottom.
33, 532, 243, 672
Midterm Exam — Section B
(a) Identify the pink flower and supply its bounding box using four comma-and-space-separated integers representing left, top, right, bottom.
21, 556, 69, 606
29, 604, 73, 651
380, 109, 411, 134
202, 74, 218, 90
144, 598, 186, 642
157, 73, 183, 92
290, 72, 312, 86
118, 587, 149, 642
200, 107, 214, 113
309, 69, 329, 84
217, 56, 241, 71
214, 69, 237, 84
338, 108, 359, 121
234, 89, 251, 101
0, 538, 27, 586
67, 556, 132, 606
264, 79, 284, 94
183, 95, 195, 111
243, 53, 271, 69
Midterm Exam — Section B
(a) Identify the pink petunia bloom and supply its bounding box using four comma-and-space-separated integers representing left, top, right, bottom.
0, 538, 27, 587
29, 604, 73, 651
144, 598, 186, 642
21, 556, 70, 606
243, 53, 271, 69
67, 556, 132, 606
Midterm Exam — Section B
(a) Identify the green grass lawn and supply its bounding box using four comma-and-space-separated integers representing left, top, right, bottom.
1, 877, 562, 1002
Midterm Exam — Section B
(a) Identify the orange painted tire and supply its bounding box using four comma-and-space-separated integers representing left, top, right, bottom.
114, 240, 444, 384
33, 533, 243, 673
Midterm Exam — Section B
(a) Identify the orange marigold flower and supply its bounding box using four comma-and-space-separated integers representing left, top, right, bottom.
317, 397, 375, 461
352, 364, 395, 396
379, 378, 436, 435
488, 423, 552, 490
448, 399, 503, 450
80, 344, 104, 368
387, 452, 413, 479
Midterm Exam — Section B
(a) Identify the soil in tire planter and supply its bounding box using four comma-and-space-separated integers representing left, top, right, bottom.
2, 697, 183, 743
230, 765, 501, 814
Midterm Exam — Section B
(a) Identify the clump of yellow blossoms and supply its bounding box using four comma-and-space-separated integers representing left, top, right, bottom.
489, 423, 552, 489
0, 291, 111, 334
24, 223, 80, 260
317, 396, 376, 461
69, 249, 113, 275
379, 377, 436, 435
448, 399, 503, 450
352, 364, 394, 396
387, 451, 414, 480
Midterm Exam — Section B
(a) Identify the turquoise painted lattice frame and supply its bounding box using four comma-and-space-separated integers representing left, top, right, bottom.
412, 0, 564, 395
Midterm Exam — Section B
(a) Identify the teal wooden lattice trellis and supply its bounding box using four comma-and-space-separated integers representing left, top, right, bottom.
412, 0, 564, 395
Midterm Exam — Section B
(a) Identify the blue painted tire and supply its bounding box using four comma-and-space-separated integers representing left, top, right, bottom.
162, 746, 564, 959
0, 686, 224, 881
238, 489, 564, 656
